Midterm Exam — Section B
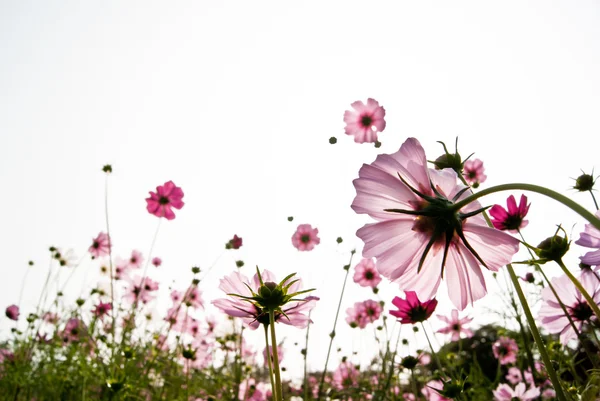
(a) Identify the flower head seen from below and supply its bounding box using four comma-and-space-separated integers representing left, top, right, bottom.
291, 224, 320, 251
345, 300, 382, 329
489, 194, 530, 233
343, 98, 386, 144
389, 291, 437, 324
492, 336, 519, 365
226, 235, 243, 250
353, 258, 382, 288
5, 305, 19, 321
462, 158, 487, 188
575, 209, 600, 267
146, 180, 184, 220
88, 232, 110, 259
437, 309, 473, 341
152, 257, 162, 267
351, 137, 520, 310
493, 383, 540, 401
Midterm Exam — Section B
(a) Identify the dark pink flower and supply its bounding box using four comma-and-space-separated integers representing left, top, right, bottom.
146, 180, 184, 220
152, 257, 162, 267
291, 224, 320, 251
462, 158, 487, 186
88, 232, 110, 259
226, 235, 243, 250
62, 318, 83, 343
493, 383, 540, 401
492, 336, 518, 365
389, 291, 437, 324
353, 258, 382, 288
351, 137, 520, 310
489, 195, 530, 233
437, 309, 473, 341
93, 302, 113, 319
575, 210, 600, 266
343, 98, 386, 144
332, 361, 359, 389
5, 305, 19, 321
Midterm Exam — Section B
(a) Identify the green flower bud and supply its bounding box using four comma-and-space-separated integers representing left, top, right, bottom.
536, 234, 570, 262
573, 171, 596, 192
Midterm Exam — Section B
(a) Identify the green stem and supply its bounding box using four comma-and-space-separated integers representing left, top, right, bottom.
590, 190, 599, 210
269, 310, 283, 401
420, 322, 443, 374
303, 311, 312, 401
263, 324, 276, 401
556, 259, 600, 323
452, 183, 600, 230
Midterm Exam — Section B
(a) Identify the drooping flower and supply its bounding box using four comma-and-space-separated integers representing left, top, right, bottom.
575, 210, 600, 266
226, 235, 243, 250
493, 383, 540, 401
332, 361, 360, 389
5, 305, 19, 321
353, 258, 382, 288
291, 224, 321, 251
492, 336, 518, 365
538, 271, 600, 344
421, 380, 451, 401
389, 291, 437, 324
88, 232, 111, 259
489, 195, 531, 233
351, 137, 520, 310
343, 98, 386, 144
146, 180, 184, 220
152, 257, 162, 267
437, 309, 473, 341
462, 159, 487, 187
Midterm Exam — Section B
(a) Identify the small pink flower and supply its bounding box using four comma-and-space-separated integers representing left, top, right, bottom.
146, 180, 184, 220
332, 361, 359, 389
5, 305, 19, 321
493, 383, 540, 401
422, 380, 451, 401
576, 210, 600, 266
263, 344, 284, 365
346, 300, 382, 328
291, 224, 320, 251
183, 286, 204, 309
390, 291, 437, 324
353, 258, 382, 288
62, 318, 83, 343
93, 302, 113, 319
462, 159, 487, 186
152, 257, 162, 267
492, 336, 518, 365
123, 275, 160, 304
437, 309, 473, 341
489, 195, 530, 233
403, 394, 416, 401
343, 98, 386, 144
506, 366, 533, 385
88, 232, 111, 259
127, 250, 144, 270
226, 235, 243, 250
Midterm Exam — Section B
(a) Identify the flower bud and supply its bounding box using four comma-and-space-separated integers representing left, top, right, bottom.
400, 355, 418, 370
536, 234, 570, 262
573, 172, 595, 192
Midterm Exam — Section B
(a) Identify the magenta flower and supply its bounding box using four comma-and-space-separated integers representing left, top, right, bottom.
493, 383, 540, 401
353, 258, 382, 288
538, 271, 600, 344
152, 257, 162, 267
62, 318, 84, 343
332, 361, 359, 389
291, 224, 321, 251
343, 98, 386, 144
351, 137, 520, 310
437, 309, 473, 341
146, 180, 184, 220
462, 158, 487, 186
226, 235, 243, 250
88, 232, 110, 259
489, 194, 530, 233
492, 336, 518, 365
93, 302, 113, 319
389, 291, 437, 324
5, 305, 19, 321
421, 380, 451, 401
575, 210, 600, 266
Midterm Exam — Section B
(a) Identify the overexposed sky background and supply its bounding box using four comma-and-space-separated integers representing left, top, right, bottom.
1, 1, 600, 382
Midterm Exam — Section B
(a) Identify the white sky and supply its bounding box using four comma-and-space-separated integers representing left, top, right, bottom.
1, 1, 600, 383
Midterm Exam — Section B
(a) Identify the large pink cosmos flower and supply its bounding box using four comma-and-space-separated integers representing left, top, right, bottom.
343, 98, 386, 144
538, 271, 600, 344
489, 195, 530, 233
462, 159, 487, 187
291, 224, 321, 251
389, 291, 437, 324
353, 258, 382, 288
493, 383, 540, 401
575, 210, 600, 266
437, 309, 473, 341
88, 232, 111, 259
212, 270, 318, 330
492, 336, 518, 365
351, 137, 520, 310
146, 180, 184, 220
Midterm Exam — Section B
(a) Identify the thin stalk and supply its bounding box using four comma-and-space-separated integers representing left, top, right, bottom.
590, 190, 599, 210
303, 311, 312, 401
420, 322, 443, 374
556, 259, 600, 322
269, 310, 283, 401
263, 324, 277, 400
104, 172, 117, 369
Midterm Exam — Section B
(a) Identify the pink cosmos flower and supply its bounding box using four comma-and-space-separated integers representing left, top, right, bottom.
351, 137, 520, 310
346, 300, 382, 329
332, 361, 359, 389
127, 250, 144, 270
462, 159, 487, 186
437, 309, 473, 341
183, 286, 204, 309
226, 235, 243, 250
403, 394, 416, 401
93, 302, 112, 319
123, 275, 160, 304
62, 318, 83, 343
212, 270, 318, 329
146, 180, 184, 220
492, 336, 518, 365
493, 383, 540, 401
263, 344, 284, 365
538, 271, 600, 344
506, 366, 533, 385
489, 195, 531, 233
343, 98, 386, 144
5, 305, 19, 321
389, 291, 437, 324
291, 224, 321, 251
88, 232, 111, 259
353, 258, 382, 288
152, 257, 162, 267
421, 380, 451, 401
575, 210, 600, 266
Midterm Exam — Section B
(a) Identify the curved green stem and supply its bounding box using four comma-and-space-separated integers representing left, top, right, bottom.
269, 310, 283, 401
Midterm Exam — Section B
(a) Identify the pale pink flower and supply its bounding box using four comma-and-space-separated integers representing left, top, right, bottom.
346, 300, 381, 329
5, 305, 19, 321
538, 271, 600, 344
576, 210, 600, 266
332, 361, 359, 389
351, 138, 520, 310
462, 158, 487, 186
88, 232, 110, 259
353, 258, 382, 288
489, 195, 530, 233
127, 250, 144, 270
239, 378, 269, 401
437, 309, 473, 341
146, 180, 184, 220
62, 318, 83, 343
152, 257, 162, 267
263, 344, 284, 365
422, 380, 451, 401
493, 382, 540, 401
123, 275, 160, 304
403, 394, 416, 401
390, 291, 437, 324
291, 224, 320, 251
505, 366, 533, 385
343, 98, 386, 144
492, 336, 518, 365
183, 286, 204, 309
